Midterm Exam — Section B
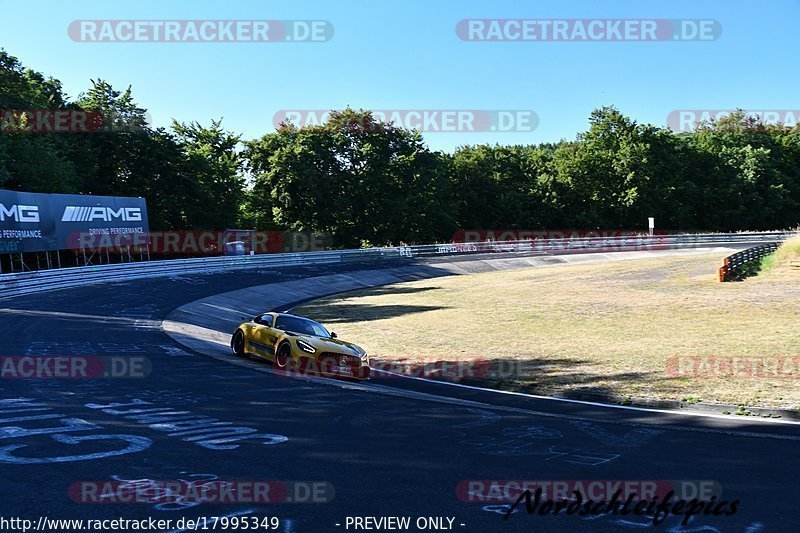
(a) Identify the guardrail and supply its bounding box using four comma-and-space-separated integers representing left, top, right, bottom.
718, 243, 781, 282
399, 231, 793, 258
0, 231, 794, 299
0, 248, 396, 299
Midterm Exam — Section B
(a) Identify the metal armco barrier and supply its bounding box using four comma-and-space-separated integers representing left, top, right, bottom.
718, 242, 782, 282
0, 231, 794, 299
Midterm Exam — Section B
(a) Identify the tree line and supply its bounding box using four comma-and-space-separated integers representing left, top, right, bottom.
2, 50, 799, 248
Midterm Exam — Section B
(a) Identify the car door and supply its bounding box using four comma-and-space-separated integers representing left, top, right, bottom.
262, 314, 280, 346
249, 314, 277, 357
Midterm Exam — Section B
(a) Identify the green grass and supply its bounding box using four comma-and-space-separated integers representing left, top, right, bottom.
759, 254, 777, 272
758, 234, 800, 275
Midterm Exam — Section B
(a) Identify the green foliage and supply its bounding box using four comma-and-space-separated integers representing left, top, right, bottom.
551, 107, 696, 229
0, 50, 79, 193
449, 144, 554, 230
0, 50, 244, 231
173, 119, 244, 229
759, 254, 777, 272
245, 109, 456, 246
2, 50, 800, 245
686, 110, 800, 230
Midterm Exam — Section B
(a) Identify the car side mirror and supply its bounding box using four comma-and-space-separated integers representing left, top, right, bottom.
330, 332, 337, 338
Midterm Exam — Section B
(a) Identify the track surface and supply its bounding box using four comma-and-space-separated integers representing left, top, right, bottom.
0, 256, 796, 532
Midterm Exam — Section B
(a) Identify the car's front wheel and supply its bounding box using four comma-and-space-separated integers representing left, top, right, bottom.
275, 342, 291, 370
231, 330, 246, 357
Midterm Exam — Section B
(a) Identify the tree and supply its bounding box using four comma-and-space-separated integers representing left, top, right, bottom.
449, 144, 553, 232
0, 50, 79, 193
687, 110, 799, 230
550, 107, 690, 230
245, 108, 455, 246
4, 46, 800, 243
173, 119, 244, 229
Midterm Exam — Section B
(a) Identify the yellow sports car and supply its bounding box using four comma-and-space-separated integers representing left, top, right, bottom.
231, 312, 371, 379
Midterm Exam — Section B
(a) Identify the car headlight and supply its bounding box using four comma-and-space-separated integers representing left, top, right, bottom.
296, 339, 316, 354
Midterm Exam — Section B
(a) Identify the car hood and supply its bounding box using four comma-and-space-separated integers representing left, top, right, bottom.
297, 335, 365, 356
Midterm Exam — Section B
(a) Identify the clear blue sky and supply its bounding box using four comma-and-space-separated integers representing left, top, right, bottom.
2, 0, 798, 151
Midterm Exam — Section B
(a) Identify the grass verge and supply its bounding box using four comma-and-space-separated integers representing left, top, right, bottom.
773, 234, 800, 264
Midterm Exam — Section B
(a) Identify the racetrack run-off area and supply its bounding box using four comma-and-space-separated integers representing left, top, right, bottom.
296, 252, 800, 409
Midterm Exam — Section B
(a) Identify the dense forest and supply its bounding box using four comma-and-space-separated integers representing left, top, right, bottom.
2, 50, 799, 248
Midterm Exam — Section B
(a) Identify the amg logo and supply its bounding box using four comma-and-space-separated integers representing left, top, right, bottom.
0, 203, 40, 223
61, 206, 142, 222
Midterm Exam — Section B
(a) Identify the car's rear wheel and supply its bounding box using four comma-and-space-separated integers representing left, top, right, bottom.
275, 343, 291, 369
231, 330, 246, 357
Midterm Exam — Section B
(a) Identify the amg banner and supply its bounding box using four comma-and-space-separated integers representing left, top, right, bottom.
0, 189, 149, 254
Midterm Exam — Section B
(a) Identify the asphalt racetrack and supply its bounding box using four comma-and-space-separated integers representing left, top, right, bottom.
0, 253, 797, 532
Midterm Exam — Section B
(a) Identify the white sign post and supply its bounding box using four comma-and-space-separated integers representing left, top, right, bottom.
648, 217, 655, 236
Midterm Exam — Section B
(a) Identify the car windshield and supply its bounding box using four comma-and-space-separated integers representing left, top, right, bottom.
274, 315, 330, 338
